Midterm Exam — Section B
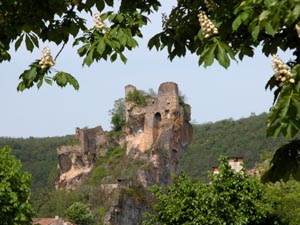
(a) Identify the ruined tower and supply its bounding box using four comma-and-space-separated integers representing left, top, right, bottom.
125, 82, 193, 187
54, 82, 193, 224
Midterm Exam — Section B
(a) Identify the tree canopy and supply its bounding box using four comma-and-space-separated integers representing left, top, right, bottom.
0, 146, 33, 225
65, 202, 93, 225
144, 157, 280, 225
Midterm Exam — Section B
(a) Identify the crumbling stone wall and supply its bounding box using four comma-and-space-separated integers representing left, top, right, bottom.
54, 82, 193, 224
55, 126, 108, 191
125, 82, 193, 187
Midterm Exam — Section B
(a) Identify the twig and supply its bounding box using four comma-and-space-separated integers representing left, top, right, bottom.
54, 42, 66, 61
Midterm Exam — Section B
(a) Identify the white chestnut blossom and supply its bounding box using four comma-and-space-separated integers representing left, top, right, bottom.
94, 12, 107, 29
198, 11, 218, 38
39, 47, 55, 69
272, 55, 294, 85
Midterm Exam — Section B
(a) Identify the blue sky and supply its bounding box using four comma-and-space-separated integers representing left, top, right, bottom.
0, 3, 286, 137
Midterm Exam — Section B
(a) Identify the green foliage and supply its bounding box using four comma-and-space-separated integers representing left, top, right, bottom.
266, 65, 300, 138
17, 61, 80, 91
266, 180, 300, 225
109, 98, 126, 131
73, 11, 147, 66
144, 157, 279, 225
111, 113, 126, 131
126, 89, 146, 106
261, 139, 300, 183
32, 188, 81, 218
1, 0, 160, 90
65, 202, 93, 225
148, 0, 300, 68
0, 146, 33, 225
0, 136, 73, 193
90, 145, 127, 184
180, 113, 288, 181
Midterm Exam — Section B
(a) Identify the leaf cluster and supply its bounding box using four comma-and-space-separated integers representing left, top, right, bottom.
144, 157, 279, 225
17, 60, 79, 91
65, 202, 93, 225
109, 98, 126, 131
1, 0, 161, 90
266, 65, 300, 138
0, 136, 73, 193
0, 146, 33, 225
126, 89, 147, 106
265, 180, 300, 225
148, 0, 300, 68
74, 11, 147, 66
261, 139, 300, 183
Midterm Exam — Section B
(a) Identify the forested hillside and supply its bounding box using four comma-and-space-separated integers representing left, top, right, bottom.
0, 136, 73, 192
180, 113, 288, 181
0, 113, 288, 192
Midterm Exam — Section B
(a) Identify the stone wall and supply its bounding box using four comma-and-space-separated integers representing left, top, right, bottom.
125, 82, 193, 187
55, 126, 108, 191
54, 82, 193, 224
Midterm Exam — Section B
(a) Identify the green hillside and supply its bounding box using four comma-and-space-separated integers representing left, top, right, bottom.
0, 113, 288, 191
180, 113, 288, 181
0, 136, 73, 192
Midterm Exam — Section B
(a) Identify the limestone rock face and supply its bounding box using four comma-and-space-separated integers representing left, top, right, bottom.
54, 82, 193, 224
125, 82, 193, 187
102, 185, 151, 225
55, 126, 108, 191
103, 82, 193, 225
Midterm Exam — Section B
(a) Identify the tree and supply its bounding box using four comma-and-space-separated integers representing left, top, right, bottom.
109, 98, 126, 131
265, 180, 300, 225
65, 202, 93, 225
2, 0, 300, 176
0, 146, 33, 225
144, 157, 280, 225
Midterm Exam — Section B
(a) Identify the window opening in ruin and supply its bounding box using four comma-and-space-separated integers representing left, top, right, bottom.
153, 112, 161, 142
155, 112, 161, 122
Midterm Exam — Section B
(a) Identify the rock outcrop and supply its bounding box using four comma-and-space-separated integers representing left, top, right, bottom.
55, 126, 109, 191
104, 82, 193, 225
125, 82, 193, 187
54, 82, 193, 224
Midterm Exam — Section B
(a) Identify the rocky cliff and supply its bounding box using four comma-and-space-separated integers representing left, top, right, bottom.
125, 82, 193, 187
55, 126, 109, 191
54, 82, 193, 224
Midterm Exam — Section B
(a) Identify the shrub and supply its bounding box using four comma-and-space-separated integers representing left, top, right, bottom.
126, 89, 146, 106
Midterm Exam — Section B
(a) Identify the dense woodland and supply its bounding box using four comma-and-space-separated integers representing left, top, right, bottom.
180, 113, 288, 181
0, 136, 73, 192
0, 112, 295, 223
0, 113, 288, 192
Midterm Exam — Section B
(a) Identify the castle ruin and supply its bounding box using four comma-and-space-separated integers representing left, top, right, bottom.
54, 82, 193, 224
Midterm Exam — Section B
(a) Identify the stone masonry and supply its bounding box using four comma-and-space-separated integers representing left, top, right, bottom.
54, 82, 193, 224
125, 82, 193, 187
55, 126, 108, 191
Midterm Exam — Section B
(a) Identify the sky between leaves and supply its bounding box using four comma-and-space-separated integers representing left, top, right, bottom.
0, 1, 290, 137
